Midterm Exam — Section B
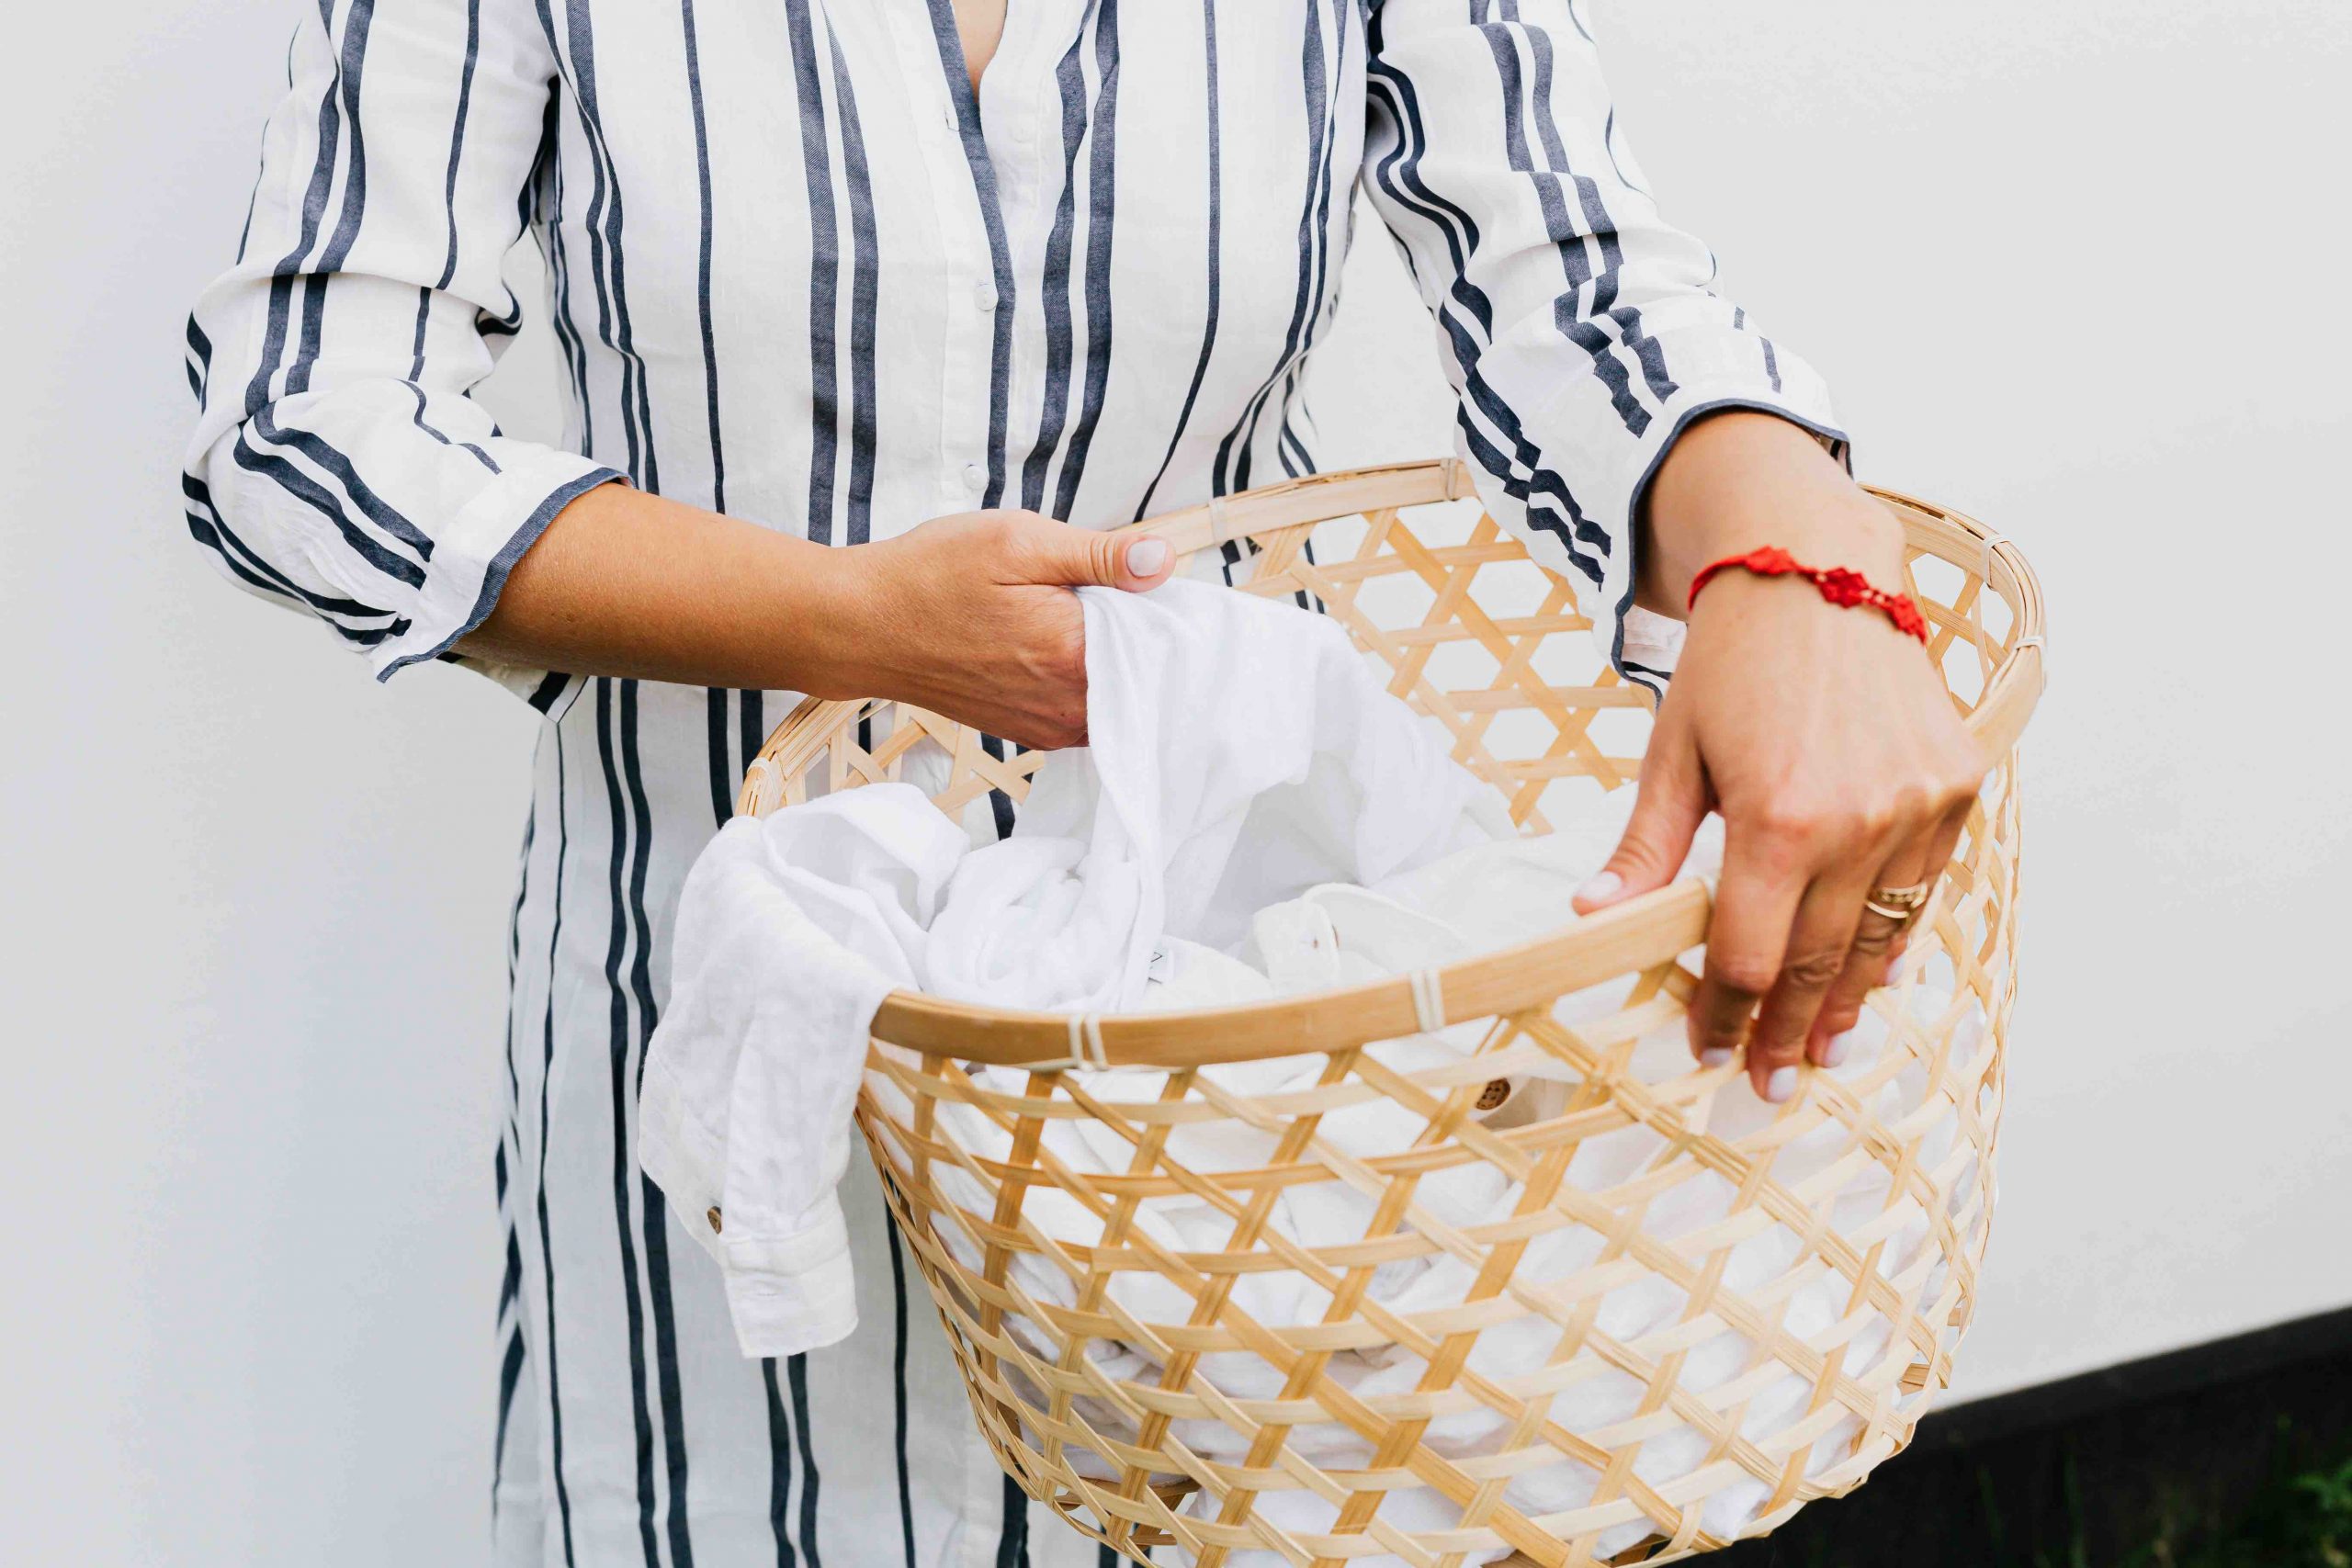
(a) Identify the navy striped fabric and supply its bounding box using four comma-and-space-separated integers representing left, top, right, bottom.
181, 3, 1840, 1564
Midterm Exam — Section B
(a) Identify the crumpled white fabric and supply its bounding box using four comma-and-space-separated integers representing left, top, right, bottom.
639, 578, 1509, 1358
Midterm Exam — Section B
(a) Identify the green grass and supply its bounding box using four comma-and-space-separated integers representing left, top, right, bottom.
2114, 1450, 2352, 1568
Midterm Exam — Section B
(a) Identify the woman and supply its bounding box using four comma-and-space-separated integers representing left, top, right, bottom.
182, 1, 1985, 1562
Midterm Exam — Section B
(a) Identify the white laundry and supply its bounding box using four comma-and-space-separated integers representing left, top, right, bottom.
639, 578, 1508, 1359
881, 809, 1979, 1566
643, 580, 1984, 1566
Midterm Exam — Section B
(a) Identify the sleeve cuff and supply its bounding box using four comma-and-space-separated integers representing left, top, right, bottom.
640, 1054, 864, 1360
368, 453, 624, 694
718, 1202, 861, 1360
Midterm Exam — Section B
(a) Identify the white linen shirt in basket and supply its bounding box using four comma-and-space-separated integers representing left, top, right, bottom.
639, 579, 1505, 1363
178, 3, 1842, 1565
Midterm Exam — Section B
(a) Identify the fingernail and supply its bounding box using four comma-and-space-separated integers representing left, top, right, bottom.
1823, 1031, 1854, 1068
1125, 538, 1170, 577
1575, 871, 1623, 908
1763, 1066, 1797, 1103
1699, 1047, 1735, 1069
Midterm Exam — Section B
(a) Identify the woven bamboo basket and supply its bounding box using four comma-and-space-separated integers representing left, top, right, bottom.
735, 460, 2044, 1568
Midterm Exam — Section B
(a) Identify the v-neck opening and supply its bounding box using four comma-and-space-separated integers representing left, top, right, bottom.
920, 1, 1012, 231
930, 3, 999, 138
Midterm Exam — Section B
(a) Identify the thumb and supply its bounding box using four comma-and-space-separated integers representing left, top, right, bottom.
1025, 518, 1176, 592
1574, 718, 1708, 912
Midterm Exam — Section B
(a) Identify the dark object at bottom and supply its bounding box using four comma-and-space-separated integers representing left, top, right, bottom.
1711, 1304, 2352, 1567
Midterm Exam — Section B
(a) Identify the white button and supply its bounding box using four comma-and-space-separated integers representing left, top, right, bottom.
941, 101, 959, 132
961, 462, 987, 492
972, 281, 998, 313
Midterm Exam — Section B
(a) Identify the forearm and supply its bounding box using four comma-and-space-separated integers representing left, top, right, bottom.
458, 482, 870, 696
1636, 412, 1904, 615
457, 484, 1175, 749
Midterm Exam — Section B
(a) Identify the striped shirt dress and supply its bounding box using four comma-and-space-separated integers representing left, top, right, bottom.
179, 2, 1844, 1563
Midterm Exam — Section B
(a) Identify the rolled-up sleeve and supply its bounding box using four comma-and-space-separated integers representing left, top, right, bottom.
1363, 0, 1847, 692
181, 0, 621, 705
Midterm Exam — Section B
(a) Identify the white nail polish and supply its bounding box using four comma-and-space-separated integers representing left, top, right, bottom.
1763, 1066, 1797, 1103
1125, 537, 1170, 577
1823, 1031, 1854, 1068
1576, 871, 1623, 907
1700, 1047, 1734, 1069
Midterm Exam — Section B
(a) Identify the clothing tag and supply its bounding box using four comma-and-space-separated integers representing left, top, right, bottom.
1147, 943, 1177, 984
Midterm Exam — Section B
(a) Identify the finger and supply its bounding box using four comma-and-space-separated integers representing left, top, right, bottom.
1023, 517, 1176, 592
1809, 792, 1973, 1057
1687, 836, 1805, 1077
1746, 865, 1872, 1086
1574, 711, 1709, 913
1117, 535, 1177, 590
1804, 879, 1909, 1066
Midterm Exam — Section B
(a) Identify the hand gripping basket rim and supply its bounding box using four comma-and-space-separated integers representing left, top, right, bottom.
736, 457, 2045, 1073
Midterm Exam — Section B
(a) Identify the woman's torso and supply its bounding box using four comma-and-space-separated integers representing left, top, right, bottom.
529, 0, 1353, 543
501, 6, 1368, 1563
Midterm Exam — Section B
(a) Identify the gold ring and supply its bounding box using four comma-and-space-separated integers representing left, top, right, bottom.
1863, 881, 1933, 925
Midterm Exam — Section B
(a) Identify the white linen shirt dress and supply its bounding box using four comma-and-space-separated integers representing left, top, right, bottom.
179, 2, 1843, 1564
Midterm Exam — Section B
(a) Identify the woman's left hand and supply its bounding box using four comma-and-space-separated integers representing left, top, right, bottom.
1569, 412, 1989, 1102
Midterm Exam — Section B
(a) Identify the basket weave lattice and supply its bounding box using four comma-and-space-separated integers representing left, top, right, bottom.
737, 461, 2044, 1568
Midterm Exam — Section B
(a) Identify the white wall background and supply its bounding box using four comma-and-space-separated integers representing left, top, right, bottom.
3, 2, 2345, 1562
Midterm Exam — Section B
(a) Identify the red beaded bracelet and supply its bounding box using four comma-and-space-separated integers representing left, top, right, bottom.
1686, 546, 1928, 643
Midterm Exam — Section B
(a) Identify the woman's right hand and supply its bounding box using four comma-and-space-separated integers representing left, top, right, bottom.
823, 509, 1175, 751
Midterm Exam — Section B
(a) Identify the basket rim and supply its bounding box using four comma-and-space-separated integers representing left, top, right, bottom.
742, 460, 2045, 1069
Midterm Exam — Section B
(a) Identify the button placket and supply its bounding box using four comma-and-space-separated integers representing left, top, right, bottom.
913, 74, 989, 510
889, 0, 1028, 519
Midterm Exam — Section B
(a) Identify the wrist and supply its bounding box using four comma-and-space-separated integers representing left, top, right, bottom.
787, 542, 893, 700
1638, 410, 1900, 613
1672, 498, 1905, 601
1685, 545, 1928, 648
